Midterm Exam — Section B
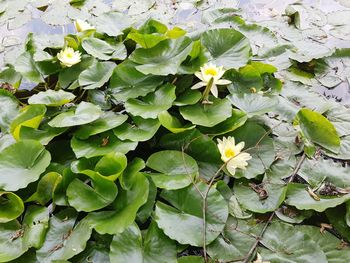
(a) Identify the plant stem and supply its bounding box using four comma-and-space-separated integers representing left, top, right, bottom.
201, 77, 213, 103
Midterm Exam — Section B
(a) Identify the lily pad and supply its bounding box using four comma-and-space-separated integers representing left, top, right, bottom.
146, 150, 198, 190
0, 140, 51, 191
125, 83, 176, 119
82, 38, 126, 61
155, 182, 228, 246
201, 28, 251, 69
0, 191, 24, 223
179, 98, 232, 127
48, 102, 102, 128
28, 90, 75, 107
79, 61, 116, 90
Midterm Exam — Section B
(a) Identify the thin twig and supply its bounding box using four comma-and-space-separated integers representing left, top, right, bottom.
287, 152, 306, 183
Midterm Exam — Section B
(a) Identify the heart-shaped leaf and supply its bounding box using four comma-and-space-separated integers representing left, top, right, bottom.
79, 61, 116, 90
28, 90, 75, 106
0, 192, 24, 223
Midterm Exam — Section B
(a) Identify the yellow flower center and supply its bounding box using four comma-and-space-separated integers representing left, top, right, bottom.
224, 148, 235, 158
66, 53, 73, 58
204, 68, 218, 76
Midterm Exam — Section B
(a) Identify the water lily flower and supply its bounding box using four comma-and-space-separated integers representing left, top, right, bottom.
74, 19, 95, 32
217, 136, 252, 176
57, 47, 81, 67
191, 63, 231, 97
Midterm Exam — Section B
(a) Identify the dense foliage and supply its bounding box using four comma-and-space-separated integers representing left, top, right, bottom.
1, 2, 350, 262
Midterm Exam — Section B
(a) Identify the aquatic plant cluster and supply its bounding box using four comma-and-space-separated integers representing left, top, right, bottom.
0, 1, 350, 262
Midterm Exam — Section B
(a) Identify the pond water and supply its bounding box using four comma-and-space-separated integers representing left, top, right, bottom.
0, 0, 349, 105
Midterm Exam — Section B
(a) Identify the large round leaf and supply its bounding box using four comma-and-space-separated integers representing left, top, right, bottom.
0, 89, 19, 132
295, 108, 340, 153
71, 131, 137, 158
234, 179, 287, 213
201, 28, 251, 69
207, 217, 262, 262
285, 183, 350, 212
113, 116, 160, 142
79, 61, 116, 90
109, 60, 164, 102
129, 37, 193, 75
109, 222, 176, 263
154, 182, 228, 246
86, 172, 149, 235
74, 112, 128, 139
0, 191, 24, 223
259, 221, 328, 263
10, 104, 46, 140
158, 111, 196, 133
48, 102, 102, 128
19, 124, 67, 145
179, 98, 232, 127
146, 150, 198, 190
124, 83, 176, 119
28, 90, 75, 107
82, 38, 126, 61
0, 140, 51, 191
36, 209, 92, 262
67, 174, 118, 212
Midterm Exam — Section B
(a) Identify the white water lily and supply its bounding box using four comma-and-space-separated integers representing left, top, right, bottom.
191, 63, 231, 97
74, 19, 95, 32
57, 47, 81, 67
217, 136, 252, 176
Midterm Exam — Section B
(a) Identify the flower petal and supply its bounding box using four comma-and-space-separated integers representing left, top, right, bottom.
191, 82, 206, 90
211, 84, 218, 97
216, 79, 232, 85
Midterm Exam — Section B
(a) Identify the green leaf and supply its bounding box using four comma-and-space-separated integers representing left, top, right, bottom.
0, 140, 51, 191
71, 152, 127, 182
0, 90, 19, 132
67, 171, 118, 212
295, 108, 340, 153
109, 221, 176, 263
125, 83, 176, 119
82, 38, 126, 60
127, 31, 167, 49
129, 37, 193, 75
86, 172, 149, 234
28, 90, 75, 106
178, 256, 204, 263
58, 56, 95, 89
79, 61, 116, 90
228, 122, 275, 179
298, 225, 350, 262
179, 98, 232, 127
75, 112, 128, 139
10, 104, 46, 140
19, 124, 67, 145
199, 109, 247, 135
285, 183, 350, 212
201, 28, 251, 69
207, 217, 262, 262
158, 111, 196, 133
109, 60, 164, 102
48, 102, 102, 127
113, 116, 160, 142
228, 93, 278, 117
155, 182, 228, 246
234, 180, 287, 213
36, 209, 92, 262
258, 221, 328, 263
91, 11, 131, 37
71, 131, 138, 158
146, 150, 198, 190
0, 192, 24, 223
26, 172, 61, 205
22, 206, 49, 249
14, 52, 44, 84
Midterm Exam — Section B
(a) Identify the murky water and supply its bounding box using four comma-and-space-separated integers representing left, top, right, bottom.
0, 0, 349, 104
